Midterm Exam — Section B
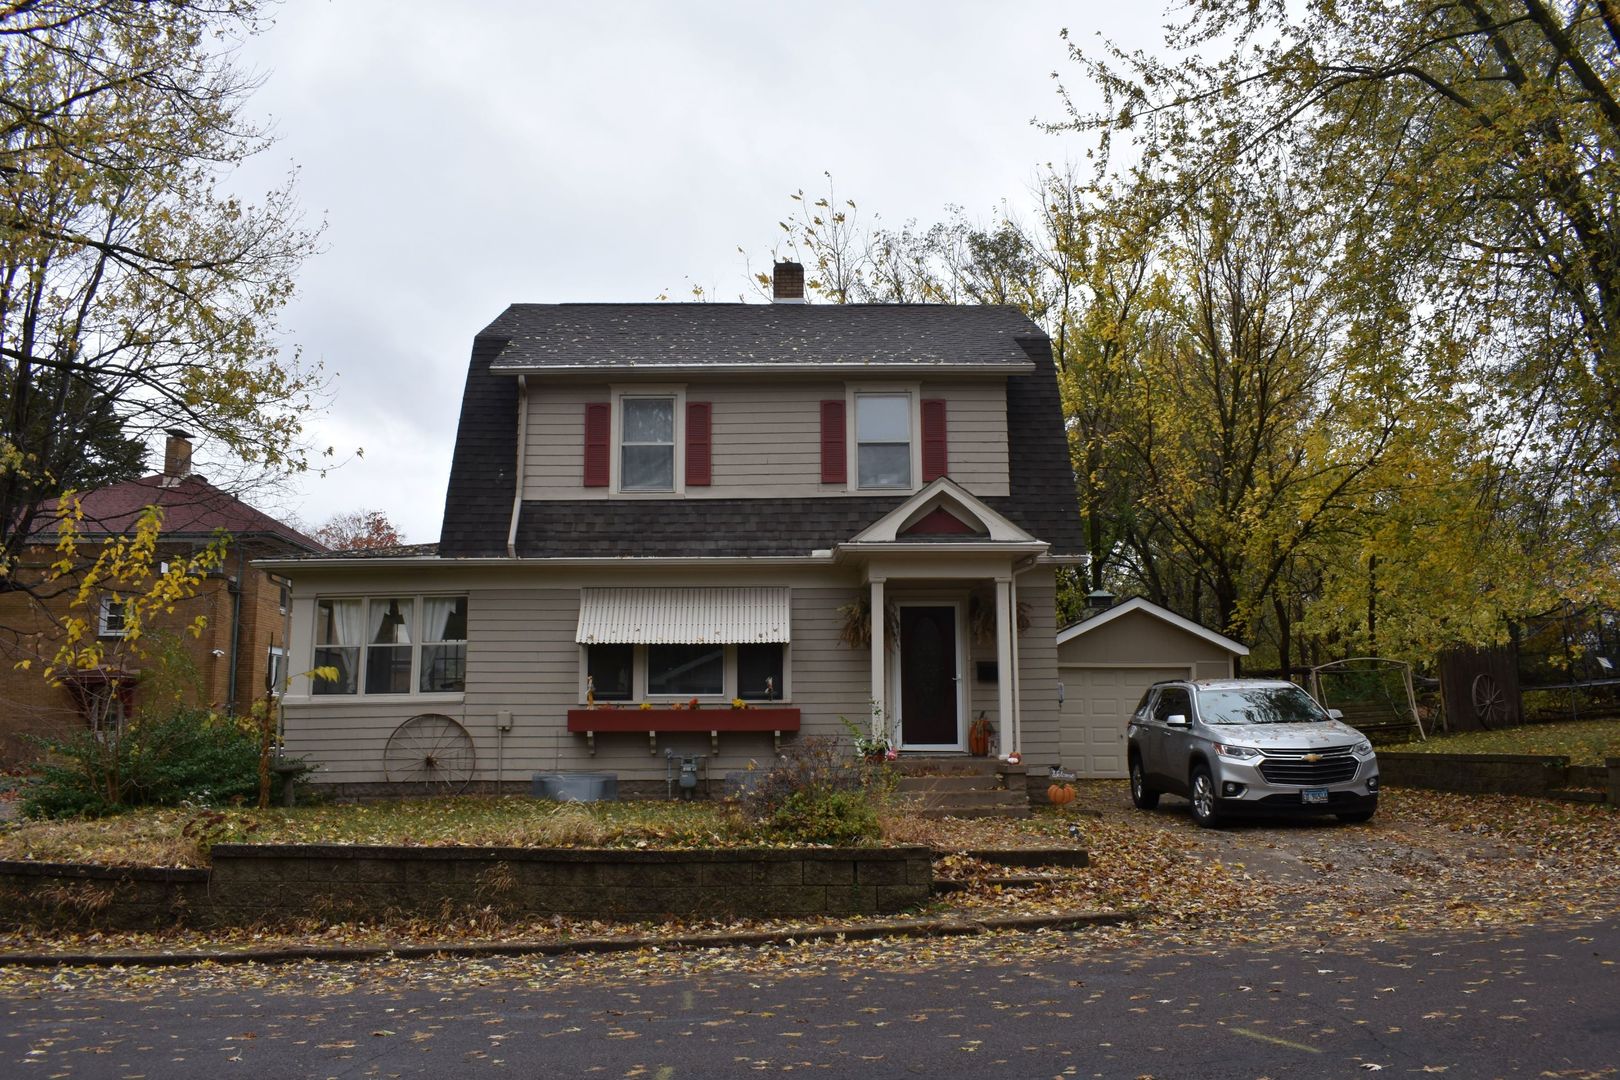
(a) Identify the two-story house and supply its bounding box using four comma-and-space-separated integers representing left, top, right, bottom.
266, 264, 1083, 797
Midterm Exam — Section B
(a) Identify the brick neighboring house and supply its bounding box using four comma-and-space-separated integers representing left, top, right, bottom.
0, 431, 325, 765
261, 264, 1085, 797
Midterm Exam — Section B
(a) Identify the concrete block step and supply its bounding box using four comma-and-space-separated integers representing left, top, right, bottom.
891, 759, 1001, 777
1548, 789, 1608, 803
897, 775, 1006, 794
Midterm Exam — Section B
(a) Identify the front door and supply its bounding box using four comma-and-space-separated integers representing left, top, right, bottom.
898, 604, 961, 749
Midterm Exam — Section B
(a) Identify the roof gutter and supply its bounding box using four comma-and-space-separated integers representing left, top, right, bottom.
489, 362, 1034, 377
251, 552, 841, 572
506, 374, 529, 559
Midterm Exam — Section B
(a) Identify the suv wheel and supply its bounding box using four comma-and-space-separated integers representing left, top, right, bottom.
1189, 765, 1222, 828
1129, 755, 1159, 810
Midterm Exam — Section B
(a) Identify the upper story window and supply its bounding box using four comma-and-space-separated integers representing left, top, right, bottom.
855, 392, 913, 489
98, 597, 127, 638
620, 396, 676, 491
314, 595, 468, 697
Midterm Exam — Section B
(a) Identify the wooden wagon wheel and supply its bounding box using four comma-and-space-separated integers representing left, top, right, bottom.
383, 713, 476, 795
1470, 674, 1508, 730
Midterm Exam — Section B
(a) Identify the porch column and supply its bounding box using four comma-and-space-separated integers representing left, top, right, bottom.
996, 576, 1014, 754
869, 577, 886, 739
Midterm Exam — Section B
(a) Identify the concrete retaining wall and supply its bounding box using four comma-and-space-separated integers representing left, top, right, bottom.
1378, 751, 1616, 800
0, 845, 932, 931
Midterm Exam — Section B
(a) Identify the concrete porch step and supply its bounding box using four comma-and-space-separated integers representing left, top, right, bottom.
891, 757, 1002, 777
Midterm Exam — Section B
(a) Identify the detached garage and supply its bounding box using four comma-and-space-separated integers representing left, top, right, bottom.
1055, 598, 1249, 778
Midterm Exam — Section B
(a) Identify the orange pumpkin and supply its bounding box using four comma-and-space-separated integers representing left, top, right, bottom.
1047, 782, 1076, 806
967, 715, 992, 757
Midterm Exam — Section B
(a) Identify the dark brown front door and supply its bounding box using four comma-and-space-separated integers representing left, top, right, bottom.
899, 605, 959, 747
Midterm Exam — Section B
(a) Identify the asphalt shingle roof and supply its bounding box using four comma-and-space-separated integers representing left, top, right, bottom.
38, 474, 323, 552
483, 304, 1041, 372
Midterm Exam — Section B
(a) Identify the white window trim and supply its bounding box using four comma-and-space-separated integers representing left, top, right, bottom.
311, 592, 468, 699
98, 596, 127, 638
610, 384, 686, 496
846, 383, 921, 493
578, 642, 792, 705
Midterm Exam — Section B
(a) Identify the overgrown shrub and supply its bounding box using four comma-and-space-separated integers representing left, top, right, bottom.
739, 736, 889, 844
22, 708, 305, 819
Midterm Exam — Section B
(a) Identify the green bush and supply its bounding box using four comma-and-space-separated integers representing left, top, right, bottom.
22, 708, 302, 819
739, 736, 887, 845
765, 788, 881, 845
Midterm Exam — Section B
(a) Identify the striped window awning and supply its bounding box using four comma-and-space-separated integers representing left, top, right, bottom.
575, 587, 791, 644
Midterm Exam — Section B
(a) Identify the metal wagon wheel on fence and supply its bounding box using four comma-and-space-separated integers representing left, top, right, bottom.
1471, 674, 1509, 730
383, 713, 476, 795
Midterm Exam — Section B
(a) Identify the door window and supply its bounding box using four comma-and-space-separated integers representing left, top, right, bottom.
1153, 687, 1191, 723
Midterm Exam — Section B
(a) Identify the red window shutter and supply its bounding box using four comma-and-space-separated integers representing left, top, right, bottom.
583, 402, 611, 488
820, 400, 846, 484
685, 401, 712, 486
921, 398, 948, 481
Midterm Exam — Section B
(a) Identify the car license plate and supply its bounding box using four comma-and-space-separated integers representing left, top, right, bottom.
1302, 788, 1330, 805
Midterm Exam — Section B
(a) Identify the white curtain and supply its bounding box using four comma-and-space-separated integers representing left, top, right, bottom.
424, 597, 463, 643
321, 599, 363, 646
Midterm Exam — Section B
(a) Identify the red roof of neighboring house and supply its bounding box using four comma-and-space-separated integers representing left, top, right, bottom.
37, 474, 324, 553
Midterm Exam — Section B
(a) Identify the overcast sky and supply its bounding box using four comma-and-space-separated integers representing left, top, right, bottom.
224, 1, 1157, 543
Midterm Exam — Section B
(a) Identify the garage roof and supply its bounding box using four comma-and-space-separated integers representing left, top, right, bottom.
1056, 597, 1249, 656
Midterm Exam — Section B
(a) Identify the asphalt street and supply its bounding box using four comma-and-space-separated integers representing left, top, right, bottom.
4, 916, 1617, 1079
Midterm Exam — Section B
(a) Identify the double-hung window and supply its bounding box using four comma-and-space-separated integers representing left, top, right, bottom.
620, 396, 676, 491
855, 393, 912, 489
98, 597, 127, 638
313, 595, 469, 697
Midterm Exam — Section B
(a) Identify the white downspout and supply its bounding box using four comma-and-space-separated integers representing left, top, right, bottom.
506, 375, 529, 559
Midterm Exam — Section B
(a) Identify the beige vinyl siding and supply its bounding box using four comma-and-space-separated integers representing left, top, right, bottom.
522, 379, 1008, 500
1015, 571, 1060, 770
1055, 609, 1236, 669
282, 569, 877, 785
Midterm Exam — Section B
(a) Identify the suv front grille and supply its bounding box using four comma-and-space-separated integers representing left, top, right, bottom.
1258, 746, 1358, 786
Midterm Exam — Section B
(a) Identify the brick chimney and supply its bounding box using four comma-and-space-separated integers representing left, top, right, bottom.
772, 261, 806, 303
162, 428, 194, 482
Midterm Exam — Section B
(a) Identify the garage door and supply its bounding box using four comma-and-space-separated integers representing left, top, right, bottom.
1059, 666, 1188, 779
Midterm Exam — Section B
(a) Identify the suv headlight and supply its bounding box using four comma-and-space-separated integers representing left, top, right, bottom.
1213, 743, 1260, 760
1351, 739, 1373, 756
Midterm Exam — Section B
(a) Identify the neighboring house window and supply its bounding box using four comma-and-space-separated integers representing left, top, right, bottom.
855, 393, 912, 489
420, 596, 468, 692
312, 595, 469, 696
277, 579, 290, 615
579, 643, 789, 702
98, 598, 127, 638
647, 643, 725, 696
620, 396, 676, 491
587, 643, 634, 701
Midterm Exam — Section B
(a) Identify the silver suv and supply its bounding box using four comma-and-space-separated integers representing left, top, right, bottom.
1126, 679, 1379, 827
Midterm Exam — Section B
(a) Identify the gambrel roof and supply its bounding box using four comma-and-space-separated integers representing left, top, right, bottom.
439, 303, 1082, 560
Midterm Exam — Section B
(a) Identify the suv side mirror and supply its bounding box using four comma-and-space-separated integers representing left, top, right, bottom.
1326, 708, 1344, 721
1166, 713, 1190, 728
